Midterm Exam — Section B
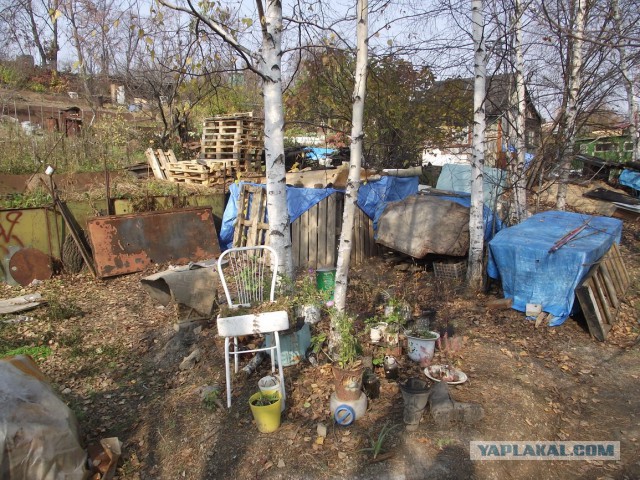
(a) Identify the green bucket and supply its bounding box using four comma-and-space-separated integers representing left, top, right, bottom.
316, 267, 336, 300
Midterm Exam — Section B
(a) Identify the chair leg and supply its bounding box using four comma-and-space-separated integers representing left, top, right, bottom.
233, 336, 239, 373
274, 332, 286, 406
224, 337, 232, 408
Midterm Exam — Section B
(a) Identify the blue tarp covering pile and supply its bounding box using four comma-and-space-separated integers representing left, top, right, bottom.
487, 211, 623, 326
220, 175, 503, 251
619, 169, 640, 192
219, 182, 340, 250
436, 163, 508, 206
357, 176, 419, 230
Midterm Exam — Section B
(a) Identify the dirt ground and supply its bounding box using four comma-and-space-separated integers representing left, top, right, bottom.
1, 213, 639, 480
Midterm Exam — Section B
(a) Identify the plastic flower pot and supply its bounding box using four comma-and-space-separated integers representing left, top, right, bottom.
249, 391, 282, 433
400, 377, 430, 431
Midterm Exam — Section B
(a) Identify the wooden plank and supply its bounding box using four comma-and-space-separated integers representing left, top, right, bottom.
165, 150, 178, 163
326, 194, 337, 268
602, 254, 623, 295
599, 262, 620, 309
317, 197, 328, 268
292, 215, 300, 269
576, 284, 608, 341
611, 243, 631, 288
300, 206, 310, 268
145, 148, 166, 180
309, 203, 319, 269
355, 206, 364, 264
591, 273, 613, 324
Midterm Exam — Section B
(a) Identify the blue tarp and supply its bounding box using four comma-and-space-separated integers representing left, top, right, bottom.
219, 182, 339, 250
357, 176, 419, 230
305, 147, 336, 161
220, 176, 503, 251
487, 211, 623, 326
619, 169, 640, 192
436, 163, 508, 206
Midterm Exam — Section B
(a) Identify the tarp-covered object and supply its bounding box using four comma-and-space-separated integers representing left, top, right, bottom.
357, 176, 419, 230
619, 169, 640, 192
487, 211, 623, 326
436, 163, 507, 206
0, 355, 88, 479
219, 182, 339, 250
376, 195, 470, 257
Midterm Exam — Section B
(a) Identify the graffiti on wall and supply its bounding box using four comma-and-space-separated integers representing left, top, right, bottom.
0, 211, 24, 256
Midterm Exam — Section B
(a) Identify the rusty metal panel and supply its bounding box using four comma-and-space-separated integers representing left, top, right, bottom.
9, 248, 53, 286
87, 207, 221, 278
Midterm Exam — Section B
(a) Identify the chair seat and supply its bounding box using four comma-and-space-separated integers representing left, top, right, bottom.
217, 311, 290, 337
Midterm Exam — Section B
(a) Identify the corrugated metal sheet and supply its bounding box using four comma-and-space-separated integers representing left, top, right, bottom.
87, 207, 220, 278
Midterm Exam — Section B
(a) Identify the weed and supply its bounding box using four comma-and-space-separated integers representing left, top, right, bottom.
47, 299, 83, 321
435, 437, 457, 449
0, 345, 52, 361
360, 422, 400, 459
203, 390, 222, 410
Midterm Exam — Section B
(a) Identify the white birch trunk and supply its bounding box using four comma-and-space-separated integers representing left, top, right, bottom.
556, 0, 585, 210
261, 0, 293, 279
511, 0, 527, 223
613, 0, 639, 163
467, 0, 486, 290
333, 0, 368, 314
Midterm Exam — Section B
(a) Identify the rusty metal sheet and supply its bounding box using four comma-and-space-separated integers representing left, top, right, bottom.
87, 207, 221, 278
9, 248, 53, 286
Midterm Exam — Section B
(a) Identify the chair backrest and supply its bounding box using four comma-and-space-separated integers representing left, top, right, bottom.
217, 246, 279, 308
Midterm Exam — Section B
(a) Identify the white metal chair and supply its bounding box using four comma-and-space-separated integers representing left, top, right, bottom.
216, 246, 289, 408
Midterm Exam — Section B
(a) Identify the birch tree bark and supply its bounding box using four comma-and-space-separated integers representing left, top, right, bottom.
157, 0, 293, 278
556, 0, 585, 211
613, 0, 639, 163
333, 0, 368, 314
511, 0, 528, 223
467, 0, 486, 290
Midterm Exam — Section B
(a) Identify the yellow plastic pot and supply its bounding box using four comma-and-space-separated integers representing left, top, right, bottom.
249, 392, 282, 433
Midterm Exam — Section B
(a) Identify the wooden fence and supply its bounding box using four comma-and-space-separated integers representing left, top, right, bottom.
291, 192, 380, 269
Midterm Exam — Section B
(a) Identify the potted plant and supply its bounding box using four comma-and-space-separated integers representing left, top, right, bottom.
330, 310, 364, 402
364, 316, 388, 343
405, 327, 440, 365
289, 270, 332, 325
248, 391, 282, 433
382, 296, 410, 355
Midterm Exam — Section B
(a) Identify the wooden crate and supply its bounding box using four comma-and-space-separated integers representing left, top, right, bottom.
576, 243, 630, 341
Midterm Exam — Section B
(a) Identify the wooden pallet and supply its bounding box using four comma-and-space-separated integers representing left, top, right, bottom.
233, 184, 269, 247
576, 243, 630, 341
145, 148, 176, 180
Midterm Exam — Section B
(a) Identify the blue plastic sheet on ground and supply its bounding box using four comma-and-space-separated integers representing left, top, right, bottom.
436, 163, 507, 206
305, 147, 336, 161
357, 176, 419, 230
619, 169, 640, 192
219, 182, 339, 250
487, 211, 623, 326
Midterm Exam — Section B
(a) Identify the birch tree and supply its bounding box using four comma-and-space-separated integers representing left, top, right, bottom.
555, 0, 585, 210
333, 0, 368, 316
467, 0, 487, 290
157, 0, 292, 277
613, 0, 639, 163
511, 0, 528, 222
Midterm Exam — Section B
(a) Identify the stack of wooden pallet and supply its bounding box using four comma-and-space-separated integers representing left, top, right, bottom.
201, 112, 264, 174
